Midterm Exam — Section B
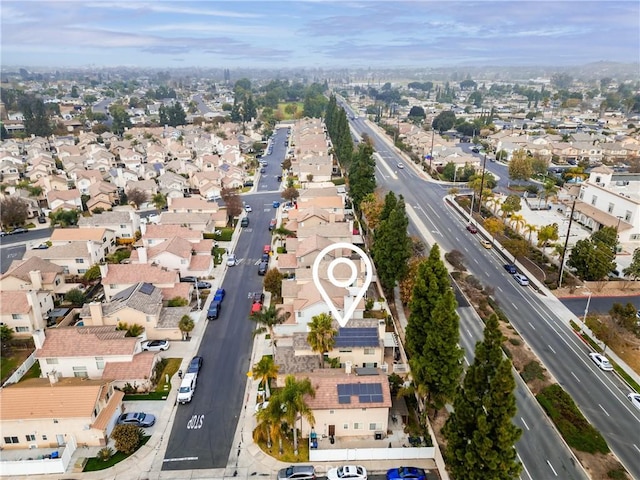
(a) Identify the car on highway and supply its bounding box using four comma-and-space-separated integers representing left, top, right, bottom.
504, 264, 517, 274
227, 254, 238, 266
466, 223, 478, 234
627, 393, 640, 410
479, 239, 492, 249
327, 465, 367, 480
386, 466, 426, 480
397, 163, 404, 169
513, 273, 530, 286
186, 356, 203, 374
117, 412, 156, 428
277, 465, 316, 480
245, 205, 252, 212
589, 352, 613, 371
141, 340, 170, 351
258, 260, 268, 275
196, 281, 211, 289
207, 301, 221, 320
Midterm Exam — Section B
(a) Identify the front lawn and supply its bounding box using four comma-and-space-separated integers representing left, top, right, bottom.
83, 436, 150, 471
122, 357, 181, 401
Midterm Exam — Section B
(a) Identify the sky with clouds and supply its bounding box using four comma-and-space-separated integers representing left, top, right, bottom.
2, 1, 639, 69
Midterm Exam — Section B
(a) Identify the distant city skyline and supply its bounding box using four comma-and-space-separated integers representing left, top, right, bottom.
2, 1, 639, 70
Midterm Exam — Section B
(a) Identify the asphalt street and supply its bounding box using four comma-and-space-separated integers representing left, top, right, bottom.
345, 109, 633, 479
0, 228, 52, 273
560, 295, 640, 317
162, 128, 287, 470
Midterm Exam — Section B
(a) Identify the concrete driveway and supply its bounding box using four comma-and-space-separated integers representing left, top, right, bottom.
121, 399, 168, 436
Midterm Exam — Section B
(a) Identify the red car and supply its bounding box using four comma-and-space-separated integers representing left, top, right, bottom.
263, 244, 272, 254
466, 224, 478, 234
250, 302, 262, 316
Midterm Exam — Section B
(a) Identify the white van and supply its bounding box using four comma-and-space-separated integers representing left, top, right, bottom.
177, 372, 197, 404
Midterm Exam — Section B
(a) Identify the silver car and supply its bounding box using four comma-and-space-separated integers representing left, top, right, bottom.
227, 254, 238, 266
277, 465, 316, 480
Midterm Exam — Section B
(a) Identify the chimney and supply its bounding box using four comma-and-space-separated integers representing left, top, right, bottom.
345, 361, 352, 375
88, 302, 104, 326
26, 290, 46, 330
99, 263, 108, 279
47, 370, 59, 385
29, 270, 43, 290
137, 247, 148, 264
32, 329, 46, 349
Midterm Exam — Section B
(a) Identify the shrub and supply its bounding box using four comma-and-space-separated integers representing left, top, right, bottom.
521, 360, 545, 383
97, 447, 114, 461
167, 297, 189, 307
537, 384, 609, 454
466, 275, 483, 291
445, 250, 466, 271
111, 424, 144, 454
152, 358, 168, 385
508, 338, 521, 346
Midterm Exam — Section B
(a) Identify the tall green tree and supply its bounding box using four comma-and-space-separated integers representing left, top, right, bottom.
443, 314, 522, 480
623, 247, 640, 280
254, 391, 287, 453
379, 191, 398, 223
371, 195, 412, 292
306, 312, 337, 368
348, 142, 376, 208
152, 192, 167, 211
20, 96, 52, 137
432, 110, 456, 132
109, 103, 132, 135
250, 305, 288, 353
280, 375, 315, 456
568, 237, 616, 281
0, 197, 29, 229
508, 150, 533, 182
252, 356, 279, 399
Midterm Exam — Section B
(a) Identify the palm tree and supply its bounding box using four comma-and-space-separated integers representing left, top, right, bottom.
486, 194, 501, 215
280, 375, 315, 456
252, 356, 279, 399
541, 180, 559, 207
152, 192, 167, 211
254, 392, 287, 453
306, 312, 337, 368
510, 213, 526, 233
178, 315, 194, 340
250, 306, 288, 353
523, 224, 538, 245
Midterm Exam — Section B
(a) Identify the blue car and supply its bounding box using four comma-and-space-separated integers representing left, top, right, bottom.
503, 264, 517, 274
386, 467, 427, 480
272, 201, 280, 208
214, 288, 225, 303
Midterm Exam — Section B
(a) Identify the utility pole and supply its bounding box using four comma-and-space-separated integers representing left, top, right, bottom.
477, 153, 488, 213
429, 128, 435, 173
558, 199, 576, 288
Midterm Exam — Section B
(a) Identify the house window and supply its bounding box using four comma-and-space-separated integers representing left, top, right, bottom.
369, 423, 380, 431
11, 314, 21, 320
42, 435, 48, 441
578, 191, 584, 200
26, 434, 35, 442
339, 349, 352, 353
181, 259, 187, 264
364, 348, 375, 355
46, 358, 59, 364
353, 423, 362, 430
63, 267, 69, 274
631, 234, 640, 241
4, 436, 19, 444
72, 367, 88, 378
607, 203, 614, 214
75, 258, 84, 264
343, 423, 349, 430
120, 224, 126, 229
15, 326, 29, 333
110, 284, 117, 289
590, 195, 597, 206
96, 357, 105, 369
329, 410, 335, 414
78, 269, 87, 274
55, 278, 60, 285
625, 211, 631, 222
123, 233, 131, 238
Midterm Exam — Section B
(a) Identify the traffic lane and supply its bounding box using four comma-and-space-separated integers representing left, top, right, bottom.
560, 295, 640, 317
0, 227, 52, 247
0, 244, 26, 274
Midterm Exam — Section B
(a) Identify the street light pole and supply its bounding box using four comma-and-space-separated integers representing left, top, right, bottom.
558, 199, 577, 289
582, 291, 592, 329
477, 153, 488, 213
429, 128, 435, 173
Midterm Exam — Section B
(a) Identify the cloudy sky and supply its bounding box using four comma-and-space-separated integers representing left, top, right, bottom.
2, 1, 638, 69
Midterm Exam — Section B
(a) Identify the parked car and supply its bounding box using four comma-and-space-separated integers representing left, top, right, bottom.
177, 372, 197, 404
627, 393, 640, 410
10, 227, 28, 234
272, 201, 280, 208
263, 245, 272, 254
277, 465, 316, 480
32, 243, 49, 250
589, 352, 613, 371
258, 260, 268, 276
214, 288, 225, 303
38, 216, 47, 224
245, 205, 252, 212
386, 467, 427, 480
252, 292, 265, 304
503, 264, 517, 274
261, 253, 270, 263
117, 412, 156, 428
186, 356, 203, 374
513, 273, 529, 286
466, 224, 478, 234
397, 163, 404, 169
196, 281, 211, 289
241, 217, 250, 227
269, 218, 277, 230
207, 301, 221, 320
141, 340, 170, 351
327, 465, 367, 480
260, 168, 266, 173
227, 254, 238, 266
250, 302, 262, 316
0, 230, 7, 237
180, 276, 197, 283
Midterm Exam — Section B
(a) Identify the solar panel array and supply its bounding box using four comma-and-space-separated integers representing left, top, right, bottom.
334, 327, 378, 348
337, 383, 383, 404
139, 283, 155, 295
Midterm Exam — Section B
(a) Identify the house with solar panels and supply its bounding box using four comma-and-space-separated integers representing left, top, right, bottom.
294, 369, 392, 440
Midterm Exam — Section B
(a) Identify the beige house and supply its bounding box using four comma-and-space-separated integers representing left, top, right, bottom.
0, 290, 52, 337
130, 237, 213, 278
0, 378, 125, 449
22, 241, 104, 275
50, 227, 117, 257
0, 257, 66, 299
77, 210, 140, 241
99, 263, 180, 300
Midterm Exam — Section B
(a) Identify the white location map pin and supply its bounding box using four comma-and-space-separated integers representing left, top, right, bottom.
312, 242, 373, 328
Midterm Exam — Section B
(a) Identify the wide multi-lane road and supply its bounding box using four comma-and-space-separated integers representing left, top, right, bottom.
349, 112, 639, 479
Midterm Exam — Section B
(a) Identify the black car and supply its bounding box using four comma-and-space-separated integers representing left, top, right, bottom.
207, 301, 221, 320
258, 260, 268, 276
180, 276, 197, 283
187, 356, 203, 374
37, 216, 47, 224
503, 264, 517, 274
261, 253, 270, 263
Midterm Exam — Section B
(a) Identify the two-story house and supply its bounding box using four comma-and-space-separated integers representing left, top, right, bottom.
77, 210, 140, 242
50, 227, 117, 258
99, 264, 180, 301
0, 290, 51, 337
130, 237, 213, 278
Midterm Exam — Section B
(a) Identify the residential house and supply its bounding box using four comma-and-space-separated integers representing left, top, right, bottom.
34, 175, 70, 197
140, 224, 203, 247
0, 378, 125, 449
99, 263, 180, 301
73, 170, 104, 195
130, 236, 213, 278
167, 197, 220, 214
0, 160, 21, 185
77, 210, 140, 241
50, 227, 116, 257
0, 257, 66, 300
157, 171, 188, 193
0, 290, 52, 337
125, 179, 158, 199
22, 241, 104, 276
47, 189, 82, 212
86, 181, 119, 212
157, 211, 223, 231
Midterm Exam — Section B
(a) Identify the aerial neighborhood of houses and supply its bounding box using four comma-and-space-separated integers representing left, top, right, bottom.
0, 68, 639, 478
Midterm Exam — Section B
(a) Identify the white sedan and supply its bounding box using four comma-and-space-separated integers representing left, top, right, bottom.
627, 393, 640, 411
397, 163, 404, 169
244, 205, 252, 212
141, 340, 170, 352
589, 352, 613, 371
327, 465, 367, 480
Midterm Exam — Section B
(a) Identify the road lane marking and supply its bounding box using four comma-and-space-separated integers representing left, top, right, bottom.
598, 404, 610, 417
546, 460, 558, 476
520, 417, 530, 431
570, 371, 580, 383
463, 247, 469, 252
548, 344, 556, 354
466, 328, 473, 338
511, 302, 518, 310
634, 444, 640, 453
163, 456, 199, 462
517, 452, 534, 480
527, 322, 535, 330
426, 203, 441, 219
497, 286, 503, 292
